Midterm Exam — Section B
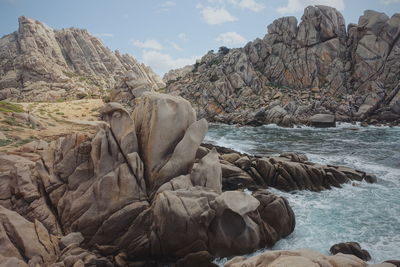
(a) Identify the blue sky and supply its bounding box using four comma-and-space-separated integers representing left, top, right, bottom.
1, 0, 399, 76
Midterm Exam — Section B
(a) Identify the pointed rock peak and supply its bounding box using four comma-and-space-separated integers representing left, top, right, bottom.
358, 10, 390, 35
18, 15, 53, 35
18, 16, 45, 26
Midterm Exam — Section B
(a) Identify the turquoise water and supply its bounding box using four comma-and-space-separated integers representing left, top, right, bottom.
206, 123, 400, 263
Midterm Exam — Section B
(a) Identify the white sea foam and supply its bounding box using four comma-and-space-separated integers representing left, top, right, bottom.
208, 124, 400, 264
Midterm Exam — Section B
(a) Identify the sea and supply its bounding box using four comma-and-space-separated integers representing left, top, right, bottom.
205, 122, 400, 264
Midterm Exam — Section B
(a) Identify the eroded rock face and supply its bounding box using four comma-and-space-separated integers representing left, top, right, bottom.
0, 92, 295, 265
0, 16, 164, 101
165, 6, 400, 126
0, 206, 113, 267
0, 205, 59, 266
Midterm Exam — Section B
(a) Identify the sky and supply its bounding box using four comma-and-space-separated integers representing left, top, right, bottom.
1, 0, 400, 77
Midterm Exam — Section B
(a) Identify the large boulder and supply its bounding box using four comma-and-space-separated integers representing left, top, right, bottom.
330, 242, 372, 261
309, 114, 336, 127
0, 206, 59, 266
132, 92, 208, 195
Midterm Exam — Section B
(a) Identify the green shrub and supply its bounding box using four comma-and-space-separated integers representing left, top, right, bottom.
0, 139, 12, 147
102, 95, 111, 103
1, 117, 21, 126
0, 101, 24, 113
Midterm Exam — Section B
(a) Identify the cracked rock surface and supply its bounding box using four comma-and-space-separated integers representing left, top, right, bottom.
0, 92, 295, 265
0, 16, 164, 101
165, 6, 400, 126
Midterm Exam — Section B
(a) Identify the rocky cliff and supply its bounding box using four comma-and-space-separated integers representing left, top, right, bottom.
0, 93, 395, 266
0, 16, 164, 101
165, 6, 400, 126
0, 93, 297, 266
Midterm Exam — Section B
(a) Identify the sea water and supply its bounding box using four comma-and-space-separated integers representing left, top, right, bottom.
206, 123, 400, 264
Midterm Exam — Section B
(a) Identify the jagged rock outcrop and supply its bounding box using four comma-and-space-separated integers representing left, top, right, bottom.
0, 206, 113, 266
202, 143, 377, 192
0, 92, 296, 265
163, 64, 194, 85
225, 248, 396, 267
165, 6, 400, 126
0, 16, 164, 101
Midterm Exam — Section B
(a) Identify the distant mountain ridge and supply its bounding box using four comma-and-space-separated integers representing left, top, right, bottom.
0, 16, 164, 101
165, 6, 400, 126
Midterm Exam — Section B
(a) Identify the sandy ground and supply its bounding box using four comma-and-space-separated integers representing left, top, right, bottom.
0, 99, 104, 151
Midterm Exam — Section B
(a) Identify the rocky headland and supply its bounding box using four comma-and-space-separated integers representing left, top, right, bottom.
0, 8, 398, 267
165, 6, 400, 127
0, 16, 164, 102
0, 93, 396, 266
0, 93, 296, 266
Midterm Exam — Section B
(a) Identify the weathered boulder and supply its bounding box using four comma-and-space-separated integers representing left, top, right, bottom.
0, 153, 62, 235
309, 114, 336, 127
330, 242, 372, 261
59, 232, 85, 249
0, 206, 59, 266
132, 92, 208, 195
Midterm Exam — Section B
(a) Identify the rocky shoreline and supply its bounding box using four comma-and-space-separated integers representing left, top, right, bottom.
0, 93, 397, 266
0, 5, 399, 266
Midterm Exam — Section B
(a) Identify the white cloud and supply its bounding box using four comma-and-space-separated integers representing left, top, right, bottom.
206, 0, 265, 11
142, 50, 199, 75
157, 1, 176, 12
162, 1, 176, 7
178, 33, 189, 41
277, 0, 344, 14
197, 5, 237, 25
228, 0, 265, 12
132, 39, 164, 50
381, 0, 400, 4
216, 32, 247, 46
94, 33, 113, 38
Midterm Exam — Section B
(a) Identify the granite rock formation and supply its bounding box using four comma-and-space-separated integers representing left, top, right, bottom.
225, 248, 396, 267
202, 143, 377, 192
0, 92, 296, 265
0, 16, 164, 101
165, 6, 400, 126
